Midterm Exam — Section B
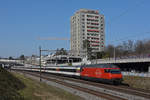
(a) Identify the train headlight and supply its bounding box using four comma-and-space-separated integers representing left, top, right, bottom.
76, 67, 80, 73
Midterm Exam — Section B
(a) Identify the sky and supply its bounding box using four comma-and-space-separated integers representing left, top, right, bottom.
0, 0, 150, 57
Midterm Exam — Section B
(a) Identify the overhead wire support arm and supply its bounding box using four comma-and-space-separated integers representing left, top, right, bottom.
41, 50, 57, 52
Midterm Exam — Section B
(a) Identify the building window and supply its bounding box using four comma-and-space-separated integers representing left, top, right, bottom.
91, 23, 99, 25
95, 16, 99, 18
87, 22, 90, 24
87, 15, 94, 17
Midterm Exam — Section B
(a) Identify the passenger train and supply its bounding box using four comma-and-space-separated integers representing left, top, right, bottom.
13, 64, 123, 84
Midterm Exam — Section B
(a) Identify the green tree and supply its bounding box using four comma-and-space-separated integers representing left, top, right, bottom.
55, 48, 68, 55
19, 55, 25, 63
9, 56, 13, 60
20, 55, 25, 60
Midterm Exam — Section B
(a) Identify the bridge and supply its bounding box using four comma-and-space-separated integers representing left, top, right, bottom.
93, 57, 150, 64
1, 57, 150, 75
92, 57, 150, 73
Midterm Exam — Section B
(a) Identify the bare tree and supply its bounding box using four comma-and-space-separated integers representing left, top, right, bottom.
105, 44, 114, 58
83, 39, 93, 60
127, 40, 134, 53
134, 40, 145, 55
115, 45, 124, 57
144, 40, 150, 54
104, 38, 150, 59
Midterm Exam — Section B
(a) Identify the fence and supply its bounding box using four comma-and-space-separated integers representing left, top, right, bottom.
122, 71, 150, 77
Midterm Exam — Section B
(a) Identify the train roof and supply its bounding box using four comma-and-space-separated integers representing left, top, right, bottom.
43, 66, 79, 69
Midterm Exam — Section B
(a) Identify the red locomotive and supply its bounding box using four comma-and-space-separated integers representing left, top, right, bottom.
80, 64, 123, 84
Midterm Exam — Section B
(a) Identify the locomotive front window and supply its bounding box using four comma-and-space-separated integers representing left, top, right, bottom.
110, 69, 121, 74
104, 69, 110, 73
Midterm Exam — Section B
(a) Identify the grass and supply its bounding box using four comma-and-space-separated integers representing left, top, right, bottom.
14, 72, 84, 100
0, 67, 25, 100
123, 76, 150, 90
0, 67, 83, 100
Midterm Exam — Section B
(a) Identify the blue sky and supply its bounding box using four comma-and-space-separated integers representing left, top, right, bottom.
0, 0, 150, 57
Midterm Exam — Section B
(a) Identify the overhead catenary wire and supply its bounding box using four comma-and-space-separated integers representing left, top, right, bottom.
107, 31, 150, 44
107, 0, 145, 24
107, 0, 146, 45
37, 37, 69, 40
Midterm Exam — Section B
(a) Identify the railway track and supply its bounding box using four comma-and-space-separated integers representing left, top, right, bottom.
16, 70, 126, 100
60, 75, 150, 99
35, 71, 150, 100
14, 70, 150, 100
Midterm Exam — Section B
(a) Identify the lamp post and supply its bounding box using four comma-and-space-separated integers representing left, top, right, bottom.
39, 46, 42, 82
114, 46, 116, 62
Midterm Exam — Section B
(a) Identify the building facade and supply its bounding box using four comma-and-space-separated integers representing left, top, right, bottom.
70, 9, 105, 57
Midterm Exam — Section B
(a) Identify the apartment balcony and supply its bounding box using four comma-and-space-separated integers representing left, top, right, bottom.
87, 29, 99, 32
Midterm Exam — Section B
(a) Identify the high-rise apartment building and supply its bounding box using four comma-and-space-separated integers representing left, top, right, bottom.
70, 9, 105, 57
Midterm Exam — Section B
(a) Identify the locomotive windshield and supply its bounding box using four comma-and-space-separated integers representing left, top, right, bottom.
110, 69, 121, 74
